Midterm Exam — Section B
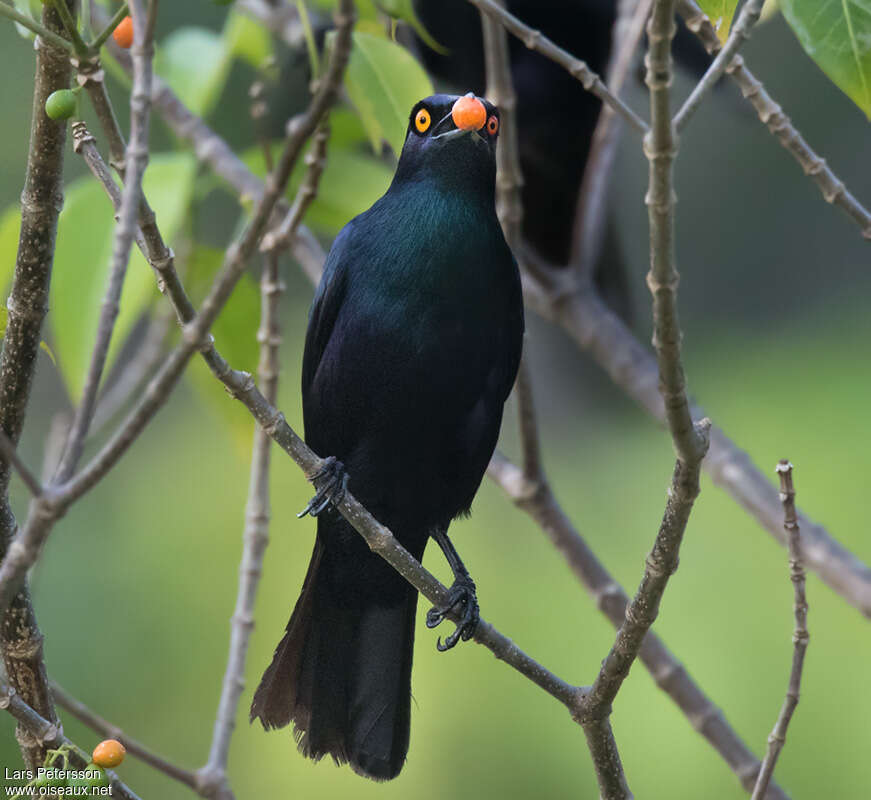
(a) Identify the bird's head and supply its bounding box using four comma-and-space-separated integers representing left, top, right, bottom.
392, 93, 500, 193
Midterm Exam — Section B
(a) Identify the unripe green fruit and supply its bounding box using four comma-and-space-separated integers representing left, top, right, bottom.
45, 89, 76, 120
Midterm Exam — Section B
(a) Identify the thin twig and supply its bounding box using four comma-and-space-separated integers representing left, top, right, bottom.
49, 680, 199, 793
677, 0, 871, 240
89, 309, 172, 433
674, 0, 764, 130
570, 7, 710, 797
0, 0, 74, 769
54, 0, 158, 483
88, 1, 128, 52
261, 122, 331, 252
572, 0, 651, 280
487, 452, 790, 798
201, 80, 299, 797
644, 0, 705, 465
0, 430, 45, 498
751, 462, 809, 800
466, 0, 649, 135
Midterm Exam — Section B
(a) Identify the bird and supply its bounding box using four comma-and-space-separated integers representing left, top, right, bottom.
250, 93, 525, 781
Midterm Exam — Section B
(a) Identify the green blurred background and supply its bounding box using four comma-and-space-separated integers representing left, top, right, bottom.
1, 2, 871, 799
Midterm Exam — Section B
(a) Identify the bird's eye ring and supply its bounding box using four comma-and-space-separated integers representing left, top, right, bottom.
487, 115, 499, 135
415, 108, 431, 133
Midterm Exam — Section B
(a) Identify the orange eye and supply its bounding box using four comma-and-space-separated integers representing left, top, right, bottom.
487, 115, 499, 135
414, 108, 431, 133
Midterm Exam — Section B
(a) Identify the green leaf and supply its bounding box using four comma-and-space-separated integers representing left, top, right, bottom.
342, 31, 433, 156
781, 0, 871, 118
223, 10, 272, 69
155, 27, 229, 117
374, 0, 447, 53
696, 0, 740, 42
49, 153, 197, 400
11, 0, 37, 40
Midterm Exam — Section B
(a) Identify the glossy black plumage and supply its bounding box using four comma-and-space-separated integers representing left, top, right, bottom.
251, 94, 524, 780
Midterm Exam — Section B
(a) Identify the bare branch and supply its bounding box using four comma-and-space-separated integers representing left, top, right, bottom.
677, 0, 871, 240
0, 681, 143, 800
0, 430, 45, 498
487, 452, 790, 798
644, 0, 705, 465
49, 681, 199, 794
751, 462, 809, 800
54, 0, 158, 483
674, 0, 764, 130
572, 0, 652, 280
261, 122, 330, 252
466, 0, 649, 134
0, 0, 74, 768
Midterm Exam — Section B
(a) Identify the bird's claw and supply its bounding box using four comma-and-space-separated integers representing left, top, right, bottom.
426, 575, 479, 652
297, 457, 349, 518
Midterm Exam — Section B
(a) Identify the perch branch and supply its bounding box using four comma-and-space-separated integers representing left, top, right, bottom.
751, 462, 809, 800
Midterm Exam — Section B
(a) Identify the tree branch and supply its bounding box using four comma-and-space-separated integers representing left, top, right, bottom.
0, 0, 75, 768
751, 462, 809, 800
677, 0, 871, 240
572, 0, 651, 280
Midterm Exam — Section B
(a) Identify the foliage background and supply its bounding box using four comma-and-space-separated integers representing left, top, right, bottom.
1, 3, 870, 798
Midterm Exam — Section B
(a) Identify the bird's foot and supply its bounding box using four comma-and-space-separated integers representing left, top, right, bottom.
426, 574, 479, 652
297, 457, 349, 518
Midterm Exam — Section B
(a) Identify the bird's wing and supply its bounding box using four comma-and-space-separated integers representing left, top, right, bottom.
301, 224, 353, 397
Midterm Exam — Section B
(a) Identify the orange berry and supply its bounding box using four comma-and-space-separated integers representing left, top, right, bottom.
451, 94, 486, 132
92, 739, 126, 768
112, 16, 134, 49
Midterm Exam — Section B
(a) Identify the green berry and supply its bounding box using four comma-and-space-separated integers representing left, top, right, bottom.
45, 89, 76, 121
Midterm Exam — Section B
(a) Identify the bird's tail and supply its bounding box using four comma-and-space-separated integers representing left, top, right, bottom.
250, 529, 419, 781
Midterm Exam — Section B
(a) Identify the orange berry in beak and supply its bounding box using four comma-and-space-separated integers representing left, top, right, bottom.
451, 95, 486, 132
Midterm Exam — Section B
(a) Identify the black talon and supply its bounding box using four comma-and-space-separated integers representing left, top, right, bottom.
426, 526, 480, 652
297, 457, 348, 518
